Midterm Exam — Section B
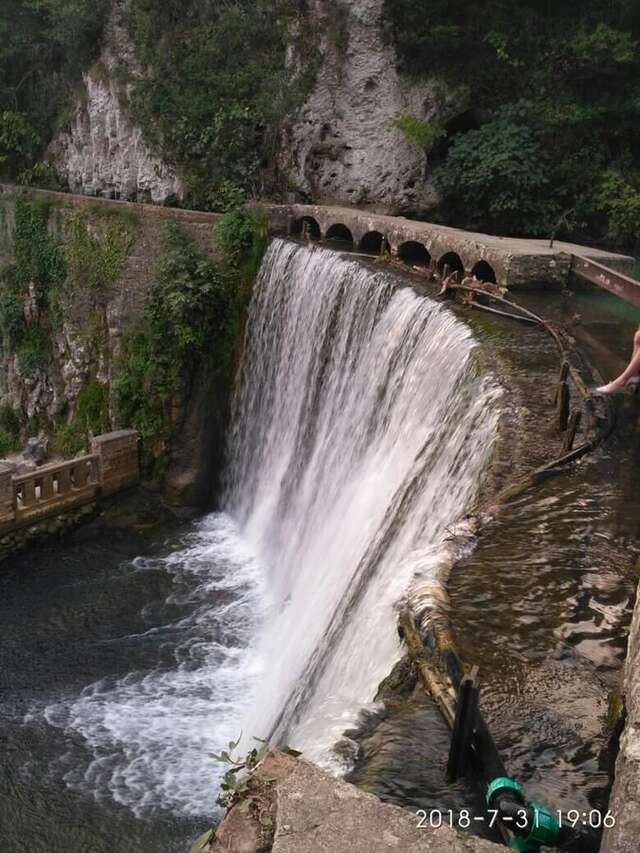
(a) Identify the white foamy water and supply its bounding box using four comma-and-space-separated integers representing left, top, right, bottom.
40, 513, 268, 816
38, 239, 500, 816
227, 241, 501, 763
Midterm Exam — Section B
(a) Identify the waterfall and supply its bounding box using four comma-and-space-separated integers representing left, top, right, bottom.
36, 238, 501, 816
227, 239, 501, 762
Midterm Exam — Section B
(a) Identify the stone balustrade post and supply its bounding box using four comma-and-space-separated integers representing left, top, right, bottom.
91, 430, 140, 496
0, 464, 16, 525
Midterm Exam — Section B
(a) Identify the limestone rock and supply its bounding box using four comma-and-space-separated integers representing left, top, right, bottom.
280, 0, 462, 214
48, 2, 182, 204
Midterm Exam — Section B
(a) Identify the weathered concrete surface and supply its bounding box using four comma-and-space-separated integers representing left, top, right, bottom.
209, 752, 502, 853
601, 589, 640, 853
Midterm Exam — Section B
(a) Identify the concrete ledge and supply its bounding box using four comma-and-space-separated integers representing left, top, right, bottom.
206, 752, 501, 853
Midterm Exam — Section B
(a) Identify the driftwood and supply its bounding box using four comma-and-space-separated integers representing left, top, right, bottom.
399, 609, 456, 727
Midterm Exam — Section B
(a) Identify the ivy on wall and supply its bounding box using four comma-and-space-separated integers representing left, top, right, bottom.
114, 207, 266, 475
0, 197, 140, 456
64, 209, 137, 293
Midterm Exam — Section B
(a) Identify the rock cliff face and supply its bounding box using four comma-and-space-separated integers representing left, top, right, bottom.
48, 0, 457, 214
48, 4, 182, 204
280, 0, 458, 214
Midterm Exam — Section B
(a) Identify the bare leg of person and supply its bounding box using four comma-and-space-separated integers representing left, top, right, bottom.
597, 329, 640, 393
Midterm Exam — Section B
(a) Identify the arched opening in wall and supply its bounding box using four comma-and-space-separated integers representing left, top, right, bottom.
325, 223, 354, 245
398, 241, 431, 267
360, 231, 385, 255
471, 260, 497, 284
438, 251, 464, 280
292, 216, 321, 240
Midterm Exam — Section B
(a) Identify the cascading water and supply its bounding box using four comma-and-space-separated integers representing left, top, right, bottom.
33, 239, 500, 817
226, 240, 501, 762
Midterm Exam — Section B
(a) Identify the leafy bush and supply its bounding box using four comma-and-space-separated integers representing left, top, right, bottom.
16, 324, 51, 375
0, 111, 38, 171
0, 429, 15, 458
76, 380, 110, 435
13, 198, 65, 299
0, 403, 20, 439
50, 419, 87, 457
214, 206, 269, 279
115, 207, 267, 473
0, 1, 108, 177
384, 0, 640, 247
64, 211, 136, 293
596, 170, 640, 247
0, 404, 21, 452
0, 285, 26, 349
126, 0, 318, 207
433, 119, 559, 236
115, 221, 238, 465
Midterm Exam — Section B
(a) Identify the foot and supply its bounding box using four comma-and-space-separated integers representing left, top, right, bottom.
595, 381, 624, 394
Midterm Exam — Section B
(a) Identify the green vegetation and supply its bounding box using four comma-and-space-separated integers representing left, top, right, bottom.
125, 0, 319, 210
0, 0, 108, 180
384, 0, 640, 249
391, 114, 446, 149
0, 198, 64, 375
51, 380, 110, 455
0, 403, 21, 456
115, 207, 265, 473
0, 198, 139, 455
64, 210, 136, 293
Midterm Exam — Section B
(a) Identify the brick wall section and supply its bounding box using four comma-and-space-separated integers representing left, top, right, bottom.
91, 429, 140, 495
0, 465, 14, 524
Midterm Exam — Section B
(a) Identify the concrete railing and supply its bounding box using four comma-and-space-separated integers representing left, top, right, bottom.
0, 429, 139, 530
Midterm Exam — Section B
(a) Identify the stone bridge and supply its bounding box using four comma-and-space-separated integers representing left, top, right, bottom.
1, 184, 633, 290
276, 203, 634, 290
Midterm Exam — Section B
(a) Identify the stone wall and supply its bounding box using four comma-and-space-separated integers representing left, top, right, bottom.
92, 429, 139, 495
0, 185, 215, 426
0, 185, 227, 507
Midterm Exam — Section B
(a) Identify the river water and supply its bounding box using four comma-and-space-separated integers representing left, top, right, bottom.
0, 242, 637, 852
